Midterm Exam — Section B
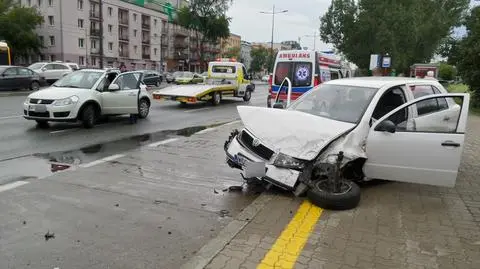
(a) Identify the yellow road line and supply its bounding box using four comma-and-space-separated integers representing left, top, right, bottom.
257, 200, 322, 269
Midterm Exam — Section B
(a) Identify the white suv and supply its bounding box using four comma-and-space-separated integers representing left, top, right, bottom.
23, 69, 152, 128
28, 62, 73, 83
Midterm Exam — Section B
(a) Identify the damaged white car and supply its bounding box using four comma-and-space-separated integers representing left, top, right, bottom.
224, 77, 470, 210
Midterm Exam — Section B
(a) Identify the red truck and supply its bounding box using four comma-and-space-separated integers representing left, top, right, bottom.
410, 63, 439, 78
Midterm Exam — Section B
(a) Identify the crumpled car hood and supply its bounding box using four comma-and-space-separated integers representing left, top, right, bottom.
237, 106, 356, 160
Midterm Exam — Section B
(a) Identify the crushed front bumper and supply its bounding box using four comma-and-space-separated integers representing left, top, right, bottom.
224, 130, 300, 190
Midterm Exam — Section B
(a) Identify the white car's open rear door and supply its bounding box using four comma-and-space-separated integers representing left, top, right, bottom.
364, 93, 470, 187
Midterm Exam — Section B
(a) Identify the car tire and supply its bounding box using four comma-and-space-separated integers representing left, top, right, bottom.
35, 120, 49, 128
307, 179, 361, 210
243, 90, 252, 102
30, 81, 40, 91
211, 91, 221, 106
81, 105, 96, 129
138, 98, 150, 119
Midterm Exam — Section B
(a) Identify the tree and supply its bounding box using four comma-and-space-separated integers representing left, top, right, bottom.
0, 0, 43, 60
456, 6, 480, 106
224, 46, 240, 59
320, 0, 469, 74
250, 46, 269, 75
176, 0, 231, 68
438, 62, 456, 80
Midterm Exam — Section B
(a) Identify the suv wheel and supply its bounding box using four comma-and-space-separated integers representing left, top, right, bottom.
138, 98, 150, 119
30, 81, 40, 91
81, 105, 96, 129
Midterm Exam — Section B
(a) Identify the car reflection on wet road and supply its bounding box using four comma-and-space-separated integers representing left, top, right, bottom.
0, 84, 268, 269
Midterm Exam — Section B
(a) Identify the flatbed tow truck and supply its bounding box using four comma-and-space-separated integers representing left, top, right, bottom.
152, 59, 253, 106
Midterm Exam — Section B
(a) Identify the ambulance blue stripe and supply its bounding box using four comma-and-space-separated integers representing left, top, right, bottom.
271, 85, 313, 93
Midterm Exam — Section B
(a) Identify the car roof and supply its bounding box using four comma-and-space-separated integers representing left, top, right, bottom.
76, 68, 109, 73
325, 77, 441, 88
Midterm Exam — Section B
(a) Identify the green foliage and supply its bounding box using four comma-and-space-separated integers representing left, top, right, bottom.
320, 0, 469, 74
456, 6, 480, 107
438, 63, 456, 80
0, 0, 44, 58
250, 46, 269, 74
224, 46, 240, 59
176, 0, 231, 64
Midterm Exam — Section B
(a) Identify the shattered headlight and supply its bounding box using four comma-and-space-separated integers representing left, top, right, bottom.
273, 153, 306, 170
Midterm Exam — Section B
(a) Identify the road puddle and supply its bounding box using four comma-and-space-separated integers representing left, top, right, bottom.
0, 122, 231, 184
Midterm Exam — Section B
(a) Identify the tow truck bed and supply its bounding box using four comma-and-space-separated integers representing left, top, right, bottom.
152, 84, 237, 103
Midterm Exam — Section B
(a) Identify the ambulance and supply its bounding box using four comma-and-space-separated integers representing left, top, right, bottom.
267, 50, 352, 107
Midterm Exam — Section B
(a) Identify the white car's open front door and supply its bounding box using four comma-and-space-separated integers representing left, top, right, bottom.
364, 93, 470, 187
103, 71, 144, 114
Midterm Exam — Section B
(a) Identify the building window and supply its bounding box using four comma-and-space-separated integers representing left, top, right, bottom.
37, 0, 42, 6
78, 19, 84, 28
48, 16, 54, 26
154, 19, 157, 26
108, 42, 113, 51
91, 40, 96, 49
48, 0, 53, 6
39, 36, 44, 46
91, 57, 96, 66
108, 24, 112, 33
50, 55, 55, 62
78, 38, 84, 48
154, 48, 157, 55
49, 35, 55, 46
133, 13, 137, 21
134, 29, 137, 37
108, 7, 112, 16
134, 45, 137, 53
79, 56, 85, 65
77, 0, 83, 9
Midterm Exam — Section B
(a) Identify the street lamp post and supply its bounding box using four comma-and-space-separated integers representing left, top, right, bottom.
260, 5, 287, 71
300, 31, 318, 51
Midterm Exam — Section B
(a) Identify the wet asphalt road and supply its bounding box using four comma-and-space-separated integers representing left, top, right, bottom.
0, 82, 270, 269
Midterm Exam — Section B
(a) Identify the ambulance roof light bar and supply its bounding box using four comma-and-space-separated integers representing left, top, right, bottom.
215, 58, 237, 62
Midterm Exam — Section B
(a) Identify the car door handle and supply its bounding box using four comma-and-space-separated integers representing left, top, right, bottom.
441, 141, 460, 147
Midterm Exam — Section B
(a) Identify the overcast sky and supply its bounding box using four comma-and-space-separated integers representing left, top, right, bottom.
227, 0, 480, 50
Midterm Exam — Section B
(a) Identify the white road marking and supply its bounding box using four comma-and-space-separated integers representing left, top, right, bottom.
50, 128, 79, 134
0, 181, 29, 193
184, 107, 210, 113
147, 138, 179, 148
80, 154, 125, 168
223, 120, 241, 126
0, 115, 22, 120
196, 127, 216, 135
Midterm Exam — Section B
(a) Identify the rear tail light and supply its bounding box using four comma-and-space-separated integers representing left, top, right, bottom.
314, 75, 320, 86
187, 97, 197, 103
268, 75, 273, 94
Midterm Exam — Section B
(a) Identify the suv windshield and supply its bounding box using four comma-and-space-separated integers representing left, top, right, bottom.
53, 71, 102, 89
289, 84, 378, 123
178, 72, 194, 78
28, 63, 44, 70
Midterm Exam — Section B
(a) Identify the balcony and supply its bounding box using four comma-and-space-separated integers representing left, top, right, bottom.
142, 53, 151, 60
172, 25, 189, 37
174, 40, 187, 49
142, 38, 150, 45
119, 48, 129, 58
90, 29, 101, 36
90, 10, 100, 19
142, 23, 150, 30
161, 36, 168, 47
90, 47, 100, 55
119, 34, 129, 42
173, 52, 188, 60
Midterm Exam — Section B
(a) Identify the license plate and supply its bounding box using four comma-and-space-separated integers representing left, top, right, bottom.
34, 104, 47, 112
244, 160, 266, 178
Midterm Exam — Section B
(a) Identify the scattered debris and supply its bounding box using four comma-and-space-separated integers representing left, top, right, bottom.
245, 218, 250, 221
218, 209, 230, 218
168, 231, 172, 235
76, 240, 80, 243
222, 188, 229, 192
210, 228, 215, 232
183, 256, 186, 259
44, 231, 55, 241
213, 189, 219, 194
22, 220, 26, 225
158, 226, 162, 229
192, 250, 197, 254
228, 186, 243, 192
154, 200, 165, 204
290, 210, 293, 214
201, 203, 207, 206
167, 217, 171, 220
115, 204, 119, 207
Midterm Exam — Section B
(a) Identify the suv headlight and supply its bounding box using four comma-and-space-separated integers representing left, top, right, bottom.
53, 96, 79, 106
273, 153, 306, 170
24, 98, 30, 105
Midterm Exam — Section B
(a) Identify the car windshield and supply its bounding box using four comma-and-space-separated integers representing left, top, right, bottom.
288, 84, 378, 123
53, 71, 103, 89
178, 72, 194, 78
28, 63, 44, 70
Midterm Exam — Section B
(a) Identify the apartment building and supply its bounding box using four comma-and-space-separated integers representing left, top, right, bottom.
220, 33, 241, 57
240, 41, 251, 71
20, 0, 167, 70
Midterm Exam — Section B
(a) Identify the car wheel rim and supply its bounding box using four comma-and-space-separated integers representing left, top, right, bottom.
32, 83, 39, 90
246, 91, 251, 99
215, 93, 220, 103
314, 180, 352, 195
140, 101, 149, 116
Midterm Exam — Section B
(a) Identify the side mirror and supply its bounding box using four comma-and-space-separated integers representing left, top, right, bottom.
108, 83, 120, 91
374, 120, 396, 133
273, 102, 285, 109
41, 67, 47, 72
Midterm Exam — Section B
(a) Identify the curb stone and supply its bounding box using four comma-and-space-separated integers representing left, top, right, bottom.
180, 194, 273, 269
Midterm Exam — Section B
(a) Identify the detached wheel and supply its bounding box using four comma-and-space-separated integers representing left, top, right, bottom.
30, 81, 40, 91
138, 98, 150, 119
211, 91, 221, 106
81, 105, 96, 129
35, 120, 49, 128
243, 90, 252, 102
307, 179, 360, 210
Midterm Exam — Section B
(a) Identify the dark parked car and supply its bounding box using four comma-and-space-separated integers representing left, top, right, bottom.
141, 70, 163, 87
0, 65, 46, 91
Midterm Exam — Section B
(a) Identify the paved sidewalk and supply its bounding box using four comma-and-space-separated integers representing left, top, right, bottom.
196, 115, 480, 269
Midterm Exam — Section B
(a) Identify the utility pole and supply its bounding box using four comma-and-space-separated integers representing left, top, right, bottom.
99, 0, 104, 69
260, 5, 287, 72
85, 27, 88, 67
301, 31, 318, 51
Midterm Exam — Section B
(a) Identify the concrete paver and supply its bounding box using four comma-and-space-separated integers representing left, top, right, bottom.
200, 115, 480, 269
